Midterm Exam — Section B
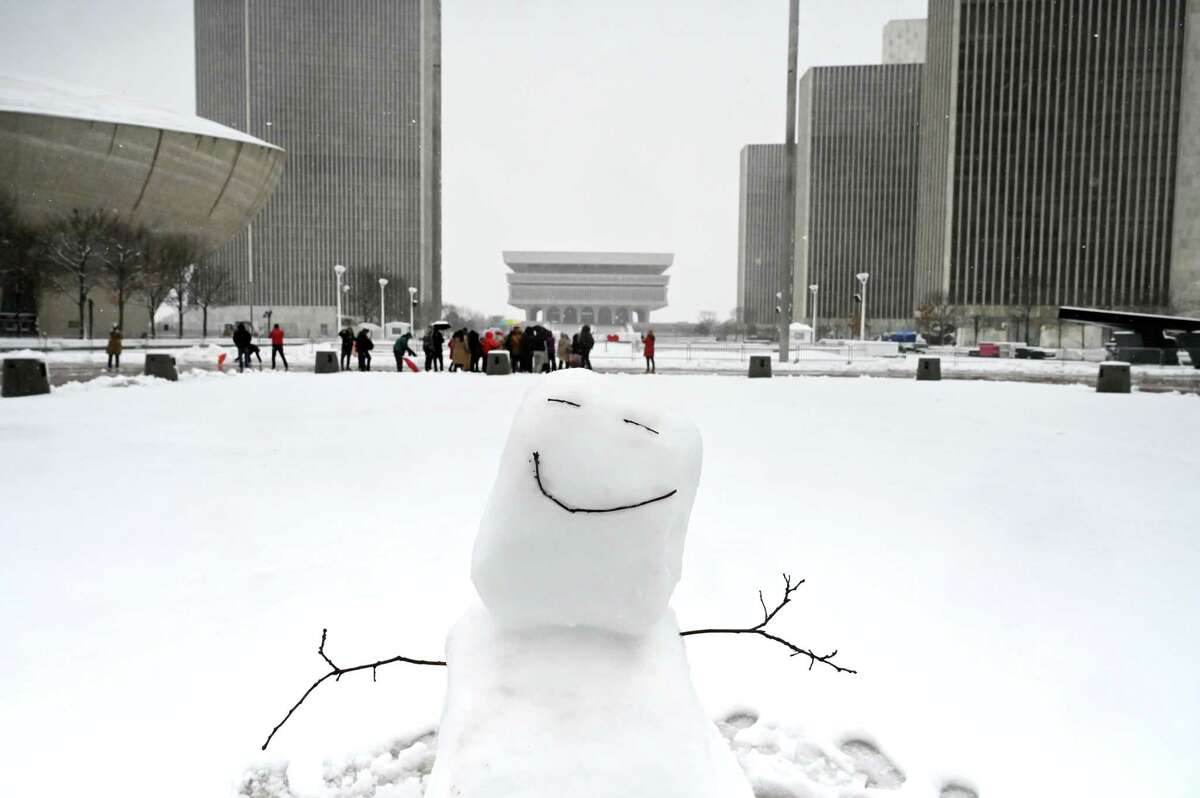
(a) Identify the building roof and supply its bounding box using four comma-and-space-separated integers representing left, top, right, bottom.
0, 75, 280, 151
503, 251, 673, 272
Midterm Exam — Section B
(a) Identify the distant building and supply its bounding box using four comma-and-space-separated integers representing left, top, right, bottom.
194, 0, 441, 337
0, 76, 283, 337
504, 251, 672, 326
882, 19, 927, 64
915, 0, 1200, 344
793, 64, 923, 336
736, 144, 790, 328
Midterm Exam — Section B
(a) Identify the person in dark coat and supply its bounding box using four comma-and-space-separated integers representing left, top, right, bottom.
518, 325, 536, 373
233, 322, 252, 372
394, 332, 416, 371
355, 328, 374, 371
467, 329, 483, 372
432, 327, 445, 371
544, 328, 557, 371
578, 324, 595, 370
338, 326, 355, 371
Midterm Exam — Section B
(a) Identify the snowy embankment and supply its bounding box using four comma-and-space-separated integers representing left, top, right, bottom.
2, 373, 1198, 798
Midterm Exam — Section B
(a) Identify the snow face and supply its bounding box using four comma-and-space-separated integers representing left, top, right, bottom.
471, 368, 702, 634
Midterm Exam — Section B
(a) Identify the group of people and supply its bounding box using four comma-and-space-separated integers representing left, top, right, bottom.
338, 325, 376, 371
231, 322, 290, 371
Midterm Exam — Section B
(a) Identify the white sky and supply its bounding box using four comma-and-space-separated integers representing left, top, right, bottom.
0, 0, 927, 321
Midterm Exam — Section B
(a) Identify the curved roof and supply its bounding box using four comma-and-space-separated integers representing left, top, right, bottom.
0, 74, 280, 151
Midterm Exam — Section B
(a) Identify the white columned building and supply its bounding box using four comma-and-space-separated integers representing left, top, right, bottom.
504, 251, 672, 326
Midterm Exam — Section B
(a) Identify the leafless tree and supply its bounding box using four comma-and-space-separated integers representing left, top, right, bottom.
98, 221, 147, 332
42, 209, 113, 338
192, 258, 235, 339
141, 234, 200, 338
915, 290, 959, 345
260, 573, 854, 751
162, 237, 203, 338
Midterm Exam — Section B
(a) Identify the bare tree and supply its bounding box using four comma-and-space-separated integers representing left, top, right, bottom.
259, 573, 854, 751
42, 209, 113, 338
915, 290, 959, 345
98, 221, 147, 332
162, 237, 203, 338
141, 234, 200, 338
0, 194, 41, 319
192, 258, 235, 339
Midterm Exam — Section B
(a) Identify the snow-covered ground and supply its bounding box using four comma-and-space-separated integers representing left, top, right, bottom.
2, 371, 1198, 798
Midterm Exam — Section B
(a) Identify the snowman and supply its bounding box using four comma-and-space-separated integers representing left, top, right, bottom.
424, 367, 755, 798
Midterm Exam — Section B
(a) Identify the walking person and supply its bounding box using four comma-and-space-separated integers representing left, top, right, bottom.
338, 325, 355, 371
423, 327, 436, 372
558, 332, 572, 369
432, 327, 445, 371
233, 322, 252, 372
105, 324, 122, 370
579, 324, 595, 370
355, 328, 374, 371
394, 331, 416, 372
468, 329, 483, 372
641, 329, 656, 374
269, 323, 289, 371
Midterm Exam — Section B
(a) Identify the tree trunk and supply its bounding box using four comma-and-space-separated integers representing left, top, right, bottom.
202, 305, 208, 340
117, 285, 125, 331
177, 306, 184, 338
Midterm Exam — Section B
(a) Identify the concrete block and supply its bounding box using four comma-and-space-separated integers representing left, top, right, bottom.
486, 351, 512, 375
916, 356, 941, 381
2, 358, 50, 398
143, 353, 179, 381
532, 350, 548, 373
748, 355, 772, 378
314, 351, 339, 373
1097, 362, 1131, 394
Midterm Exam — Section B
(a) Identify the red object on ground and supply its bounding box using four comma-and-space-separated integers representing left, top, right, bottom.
978, 342, 1000, 357
217, 352, 227, 368
404, 357, 420, 372
269, 327, 284, 345
607, 334, 619, 343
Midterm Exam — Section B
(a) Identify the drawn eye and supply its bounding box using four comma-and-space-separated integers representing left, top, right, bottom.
547, 398, 581, 408
624, 419, 660, 435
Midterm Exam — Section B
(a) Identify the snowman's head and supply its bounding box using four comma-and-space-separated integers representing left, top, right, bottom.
471, 369, 702, 634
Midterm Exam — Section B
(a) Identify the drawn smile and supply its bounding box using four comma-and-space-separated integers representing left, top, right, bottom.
531, 451, 677, 514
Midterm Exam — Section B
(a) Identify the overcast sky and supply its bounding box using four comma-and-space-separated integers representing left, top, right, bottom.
0, 0, 926, 321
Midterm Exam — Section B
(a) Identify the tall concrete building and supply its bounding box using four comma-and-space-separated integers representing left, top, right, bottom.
915, 0, 1200, 343
194, 0, 441, 336
736, 144, 790, 327
793, 64, 923, 336
882, 19, 928, 65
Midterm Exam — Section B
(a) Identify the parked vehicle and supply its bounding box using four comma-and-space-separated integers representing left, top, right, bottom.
969, 342, 1001, 358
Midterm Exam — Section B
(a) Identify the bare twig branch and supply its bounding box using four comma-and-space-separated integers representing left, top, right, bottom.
261, 629, 446, 751
680, 573, 856, 675
264, 574, 853, 749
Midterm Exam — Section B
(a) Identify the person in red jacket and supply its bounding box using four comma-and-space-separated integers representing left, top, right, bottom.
269, 323, 288, 371
642, 329, 656, 374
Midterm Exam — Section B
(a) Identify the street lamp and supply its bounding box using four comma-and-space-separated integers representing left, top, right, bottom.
334, 264, 346, 334
378, 277, 389, 329
408, 285, 417, 333
809, 284, 819, 344
855, 272, 870, 341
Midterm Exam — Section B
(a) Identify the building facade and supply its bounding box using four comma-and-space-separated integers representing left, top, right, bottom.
504, 251, 672, 326
194, 0, 441, 337
736, 144, 790, 327
915, 0, 1200, 343
882, 18, 928, 64
793, 64, 923, 337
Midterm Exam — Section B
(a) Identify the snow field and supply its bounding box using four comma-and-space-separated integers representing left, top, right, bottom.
1, 371, 1197, 798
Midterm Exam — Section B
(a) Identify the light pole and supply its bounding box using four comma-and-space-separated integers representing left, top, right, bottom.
856, 272, 870, 341
334, 264, 346, 334
343, 284, 351, 326
809, 284, 819, 344
378, 277, 389, 329
408, 286, 417, 333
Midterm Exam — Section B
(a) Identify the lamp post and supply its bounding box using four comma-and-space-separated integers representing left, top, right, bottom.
856, 272, 870, 341
408, 285, 417, 333
378, 277, 389, 330
334, 264, 346, 334
343, 284, 351, 327
809, 284, 819, 344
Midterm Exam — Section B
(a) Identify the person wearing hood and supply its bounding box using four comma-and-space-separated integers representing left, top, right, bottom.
468, 329, 483, 372
558, 332, 572, 368
578, 324, 595, 370
394, 331, 416, 371
105, 325, 123, 370
233, 322, 253, 372
338, 325, 355, 371
507, 326, 524, 372
642, 329, 656, 374
355, 328, 374, 371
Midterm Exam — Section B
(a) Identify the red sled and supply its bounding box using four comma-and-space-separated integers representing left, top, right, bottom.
404, 357, 420, 372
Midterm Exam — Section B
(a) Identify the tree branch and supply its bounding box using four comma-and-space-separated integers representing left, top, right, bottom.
680, 573, 857, 675
260, 628, 446, 751
263, 574, 854, 750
